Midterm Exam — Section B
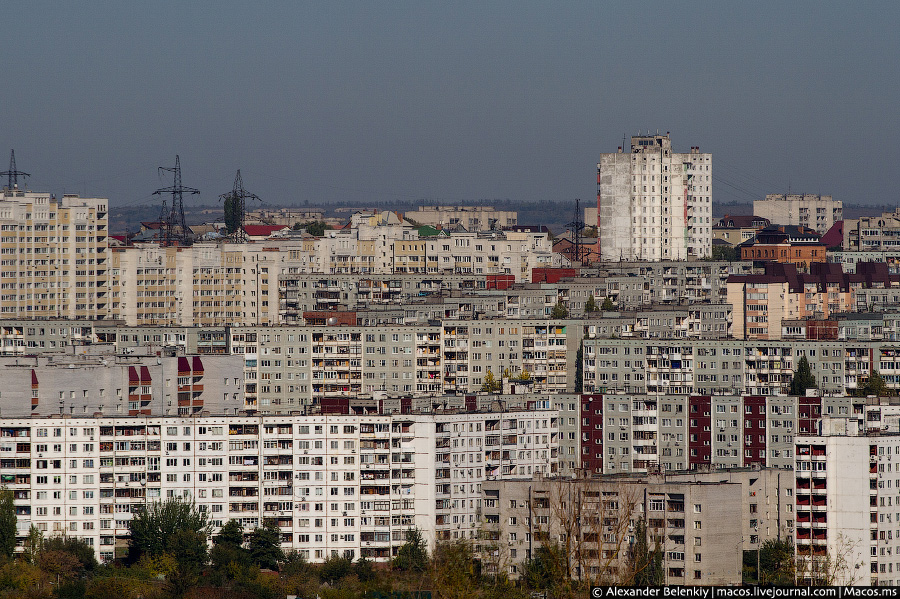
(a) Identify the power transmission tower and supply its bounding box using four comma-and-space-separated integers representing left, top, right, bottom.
219, 169, 261, 242
566, 198, 586, 264
1, 150, 30, 191
153, 155, 199, 246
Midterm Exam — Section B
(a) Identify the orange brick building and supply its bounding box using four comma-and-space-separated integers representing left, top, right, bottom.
740, 224, 826, 270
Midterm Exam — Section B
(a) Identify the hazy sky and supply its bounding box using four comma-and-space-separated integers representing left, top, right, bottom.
2, 2, 898, 211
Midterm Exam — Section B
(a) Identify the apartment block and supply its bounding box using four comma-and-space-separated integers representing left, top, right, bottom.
794, 423, 900, 586
754, 194, 842, 236
482, 474, 746, 585
727, 262, 898, 340
0, 190, 108, 319
597, 134, 712, 261
0, 410, 557, 563
0, 350, 243, 417
404, 206, 517, 231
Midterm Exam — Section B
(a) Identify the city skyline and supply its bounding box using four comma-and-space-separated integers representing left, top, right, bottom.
2, 2, 898, 209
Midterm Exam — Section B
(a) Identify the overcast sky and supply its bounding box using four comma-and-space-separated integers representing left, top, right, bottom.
2, 2, 897, 210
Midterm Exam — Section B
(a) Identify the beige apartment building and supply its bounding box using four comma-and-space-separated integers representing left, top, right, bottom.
0, 189, 108, 320
754, 194, 842, 236
404, 205, 517, 231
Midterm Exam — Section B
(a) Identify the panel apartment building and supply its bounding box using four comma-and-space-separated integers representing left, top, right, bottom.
0, 410, 558, 563
0, 189, 108, 319
794, 421, 900, 586
754, 194, 842, 236
597, 134, 712, 261
482, 469, 791, 585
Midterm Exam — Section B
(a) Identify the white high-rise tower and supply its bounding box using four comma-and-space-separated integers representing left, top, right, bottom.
597, 134, 711, 261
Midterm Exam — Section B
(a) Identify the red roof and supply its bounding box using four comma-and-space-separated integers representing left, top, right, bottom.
820, 220, 843, 248
243, 224, 288, 237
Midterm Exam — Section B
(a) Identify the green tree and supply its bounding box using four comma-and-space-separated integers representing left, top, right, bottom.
42, 535, 98, 573
758, 538, 795, 585
166, 529, 209, 598
550, 300, 569, 319
354, 556, 376, 583
857, 370, 891, 397
601, 296, 614, 311
214, 518, 245, 548
223, 193, 241, 235
710, 245, 739, 262
0, 486, 17, 559
127, 497, 209, 564
393, 528, 428, 572
319, 554, 353, 585
294, 221, 331, 236
574, 341, 584, 393
249, 524, 284, 570
522, 544, 569, 595
789, 355, 817, 396
584, 295, 598, 313
627, 518, 663, 585
481, 368, 501, 393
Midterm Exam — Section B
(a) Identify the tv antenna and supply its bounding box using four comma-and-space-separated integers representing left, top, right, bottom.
219, 169, 261, 242
1, 150, 30, 191
153, 155, 199, 246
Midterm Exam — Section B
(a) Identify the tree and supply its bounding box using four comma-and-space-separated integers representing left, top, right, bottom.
166, 529, 209, 598
42, 535, 98, 573
857, 370, 891, 397
431, 540, 480, 599
481, 369, 501, 393
22, 525, 42, 565
601, 296, 614, 311
127, 497, 209, 564
319, 554, 353, 585
626, 518, 663, 585
513, 368, 531, 382
757, 538, 795, 585
0, 486, 17, 559
550, 300, 569, 319
223, 193, 241, 235
248, 524, 283, 570
574, 341, 584, 393
393, 528, 428, 572
710, 245, 739, 262
214, 518, 245, 548
789, 355, 817, 396
294, 221, 331, 236
584, 295, 598, 313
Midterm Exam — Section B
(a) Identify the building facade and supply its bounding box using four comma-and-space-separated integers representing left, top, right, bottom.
754, 194, 842, 236
597, 134, 712, 261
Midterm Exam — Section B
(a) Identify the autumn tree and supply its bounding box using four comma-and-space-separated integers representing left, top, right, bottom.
481, 369, 501, 393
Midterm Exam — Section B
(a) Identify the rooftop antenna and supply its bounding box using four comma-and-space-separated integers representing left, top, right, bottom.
153, 155, 199, 246
219, 169, 261, 242
1, 150, 30, 191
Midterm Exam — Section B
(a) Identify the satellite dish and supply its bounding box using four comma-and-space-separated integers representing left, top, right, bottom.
326, 317, 338, 326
